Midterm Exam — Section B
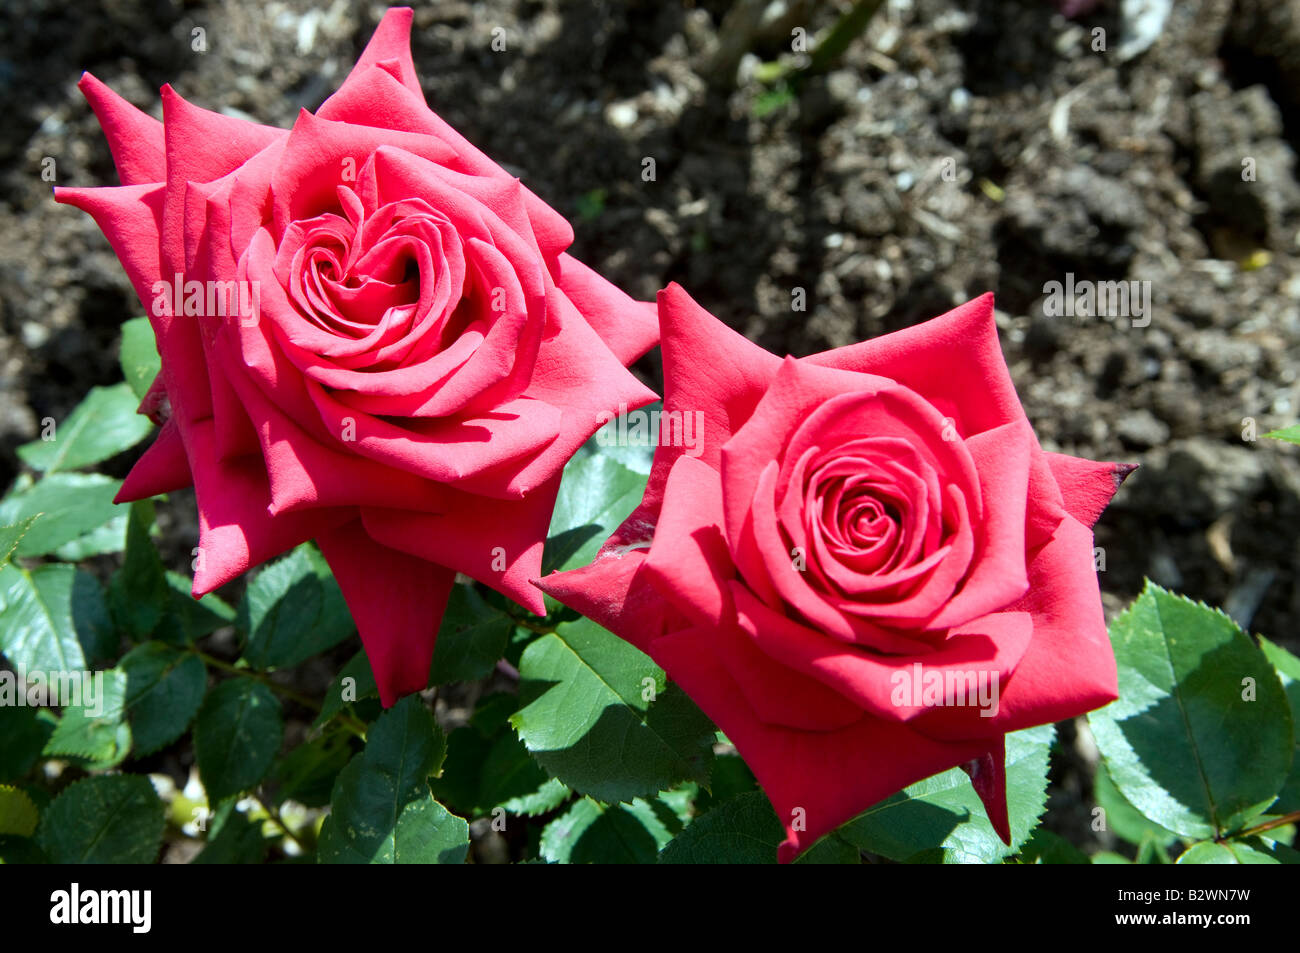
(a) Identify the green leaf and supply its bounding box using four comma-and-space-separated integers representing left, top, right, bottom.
427, 726, 494, 816
37, 775, 164, 863
1093, 761, 1178, 849
512, 617, 714, 803
119, 316, 161, 402
164, 572, 236, 642
0, 706, 55, 782
192, 806, 267, 865
43, 669, 131, 768
120, 643, 207, 756
793, 834, 862, 864
108, 500, 170, 641
477, 732, 551, 812
0, 473, 123, 558
542, 431, 650, 577
238, 545, 354, 670
1017, 827, 1090, 864
836, 724, 1056, 864
73, 573, 115, 664
1087, 582, 1293, 839
0, 515, 40, 565
1177, 837, 1297, 864
1091, 850, 1133, 864
0, 563, 90, 673
658, 791, 784, 864
0, 833, 46, 863
1259, 637, 1300, 813
500, 777, 571, 818
270, 736, 353, 809
194, 677, 283, 803
540, 797, 663, 864
17, 383, 152, 473
318, 697, 466, 864
1264, 425, 1300, 446
429, 584, 512, 685
694, 752, 759, 815
315, 650, 378, 728
0, 786, 39, 837
52, 515, 128, 562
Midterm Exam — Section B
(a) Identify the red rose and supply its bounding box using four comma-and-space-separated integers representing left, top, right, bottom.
55, 8, 657, 704
539, 284, 1131, 862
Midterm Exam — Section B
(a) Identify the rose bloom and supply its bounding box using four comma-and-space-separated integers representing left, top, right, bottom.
540, 284, 1132, 862
56, 8, 657, 704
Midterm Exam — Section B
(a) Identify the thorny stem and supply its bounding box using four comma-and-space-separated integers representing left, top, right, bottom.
253, 792, 308, 854
197, 651, 366, 738
1230, 809, 1300, 841
197, 652, 323, 713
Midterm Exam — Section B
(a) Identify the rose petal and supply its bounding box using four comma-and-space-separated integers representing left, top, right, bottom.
641, 455, 737, 629
360, 474, 560, 617
648, 629, 987, 863
1045, 452, 1137, 529
555, 253, 659, 365
316, 518, 456, 707
77, 73, 164, 186
114, 418, 192, 503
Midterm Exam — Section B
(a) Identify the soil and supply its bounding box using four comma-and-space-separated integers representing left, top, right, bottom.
3, 0, 1300, 859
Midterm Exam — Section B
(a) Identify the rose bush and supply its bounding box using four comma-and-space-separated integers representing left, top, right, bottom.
55, 8, 657, 704
539, 283, 1134, 861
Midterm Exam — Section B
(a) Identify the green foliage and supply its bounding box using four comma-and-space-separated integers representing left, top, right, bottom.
658, 791, 784, 864
1092, 763, 1177, 862
0, 562, 105, 673
0, 473, 124, 558
17, 383, 152, 473
1177, 838, 1299, 864
1017, 827, 1090, 864
837, 725, 1056, 863
119, 316, 161, 401
430, 583, 512, 685
316, 650, 378, 727
1088, 582, 1293, 840
108, 499, 169, 640
318, 697, 466, 864
37, 775, 164, 863
193, 802, 268, 864
542, 798, 660, 863
194, 677, 284, 804
512, 617, 715, 803
0, 786, 40, 837
1263, 424, 1300, 445
0, 706, 55, 783
42, 668, 131, 768
1259, 637, 1300, 813
120, 642, 207, 755
238, 544, 353, 670
542, 424, 651, 578
574, 188, 607, 222
0, 515, 40, 565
